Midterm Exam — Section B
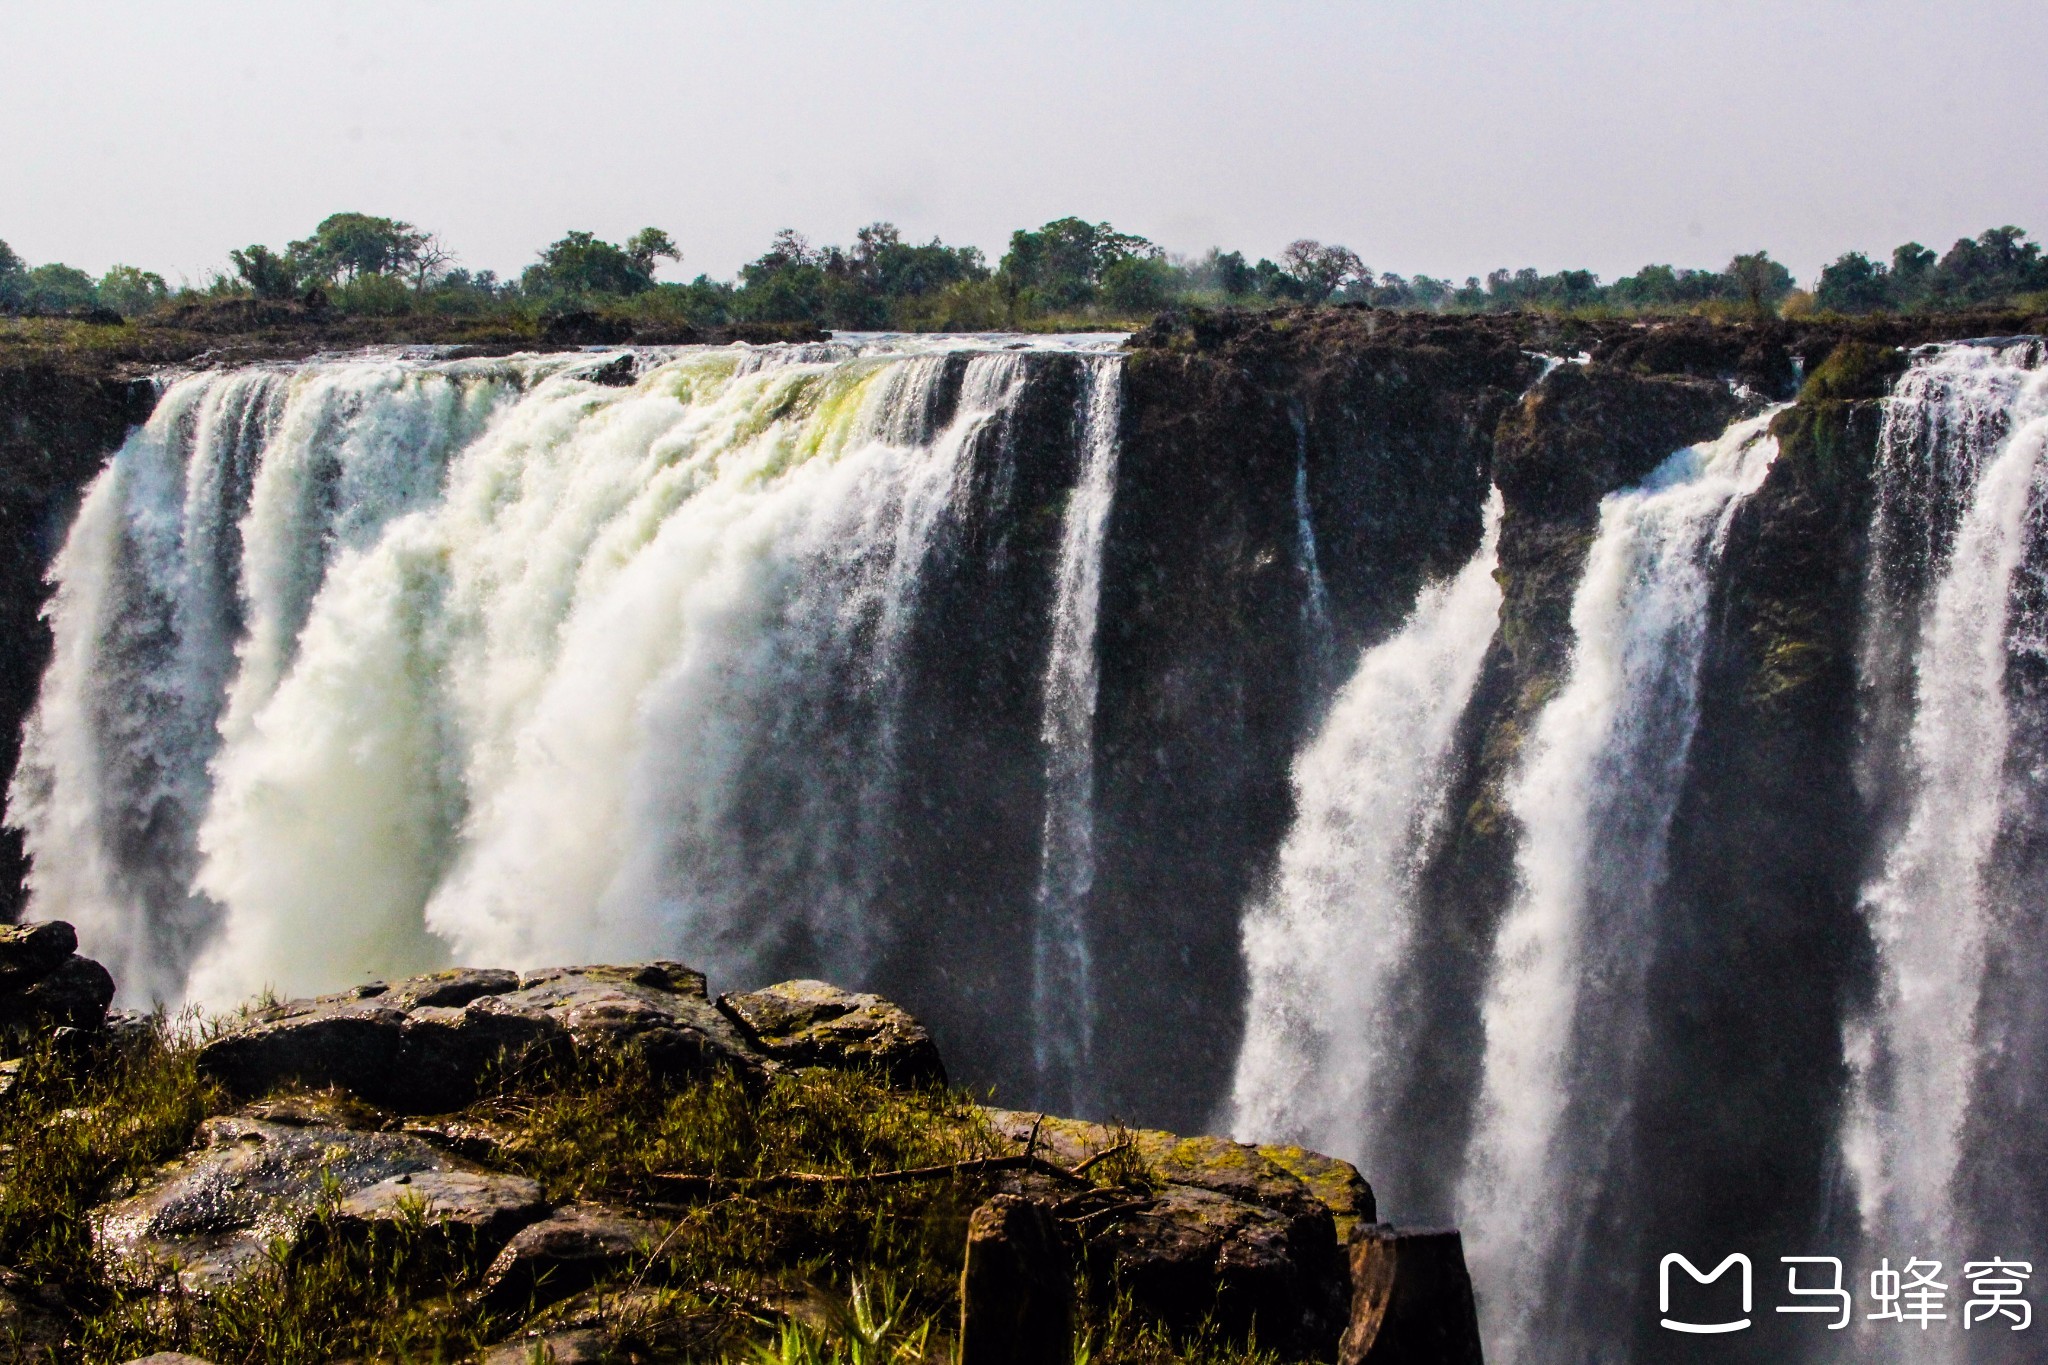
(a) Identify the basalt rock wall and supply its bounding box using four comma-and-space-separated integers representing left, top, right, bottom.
1094, 311, 1539, 1125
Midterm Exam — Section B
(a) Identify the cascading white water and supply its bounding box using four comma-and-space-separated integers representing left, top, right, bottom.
1456, 411, 1781, 1364
1841, 342, 2048, 1311
1030, 356, 1123, 1110
1290, 408, 1337, 690
9, 360, 523, 1003
1229, 489, 1503, 1179
8, 337, 1122, 1015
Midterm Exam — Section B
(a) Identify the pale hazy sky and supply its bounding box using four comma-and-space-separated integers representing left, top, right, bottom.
5, 1, 2046, 289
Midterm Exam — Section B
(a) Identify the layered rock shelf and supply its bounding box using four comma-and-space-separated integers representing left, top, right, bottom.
0, 929, 1480, 1362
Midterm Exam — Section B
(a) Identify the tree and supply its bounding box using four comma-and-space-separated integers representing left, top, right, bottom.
230, 244, 302, 299
734, 223, 987, 327
523, 229, 669, 297
1408, 275, 1454, 309
0, 239, 25, 310
1255, 257, 1310, 301
1100, 255, 1177, 314
625, 228, 682, 276
1930, 226, 2047, 305
1815, 252, 1891, 314
1889, 241, 1936, 308
1726, 251, 1794, 314
290, 212, 430, 284
97, 265, 169, 316
999, 218, 1158, 309
1282, 240, 1367, 304
22, 263, 98, 312
1203, 249, 1256, 298
403, 233, 456, 292
839, 222, 984, 299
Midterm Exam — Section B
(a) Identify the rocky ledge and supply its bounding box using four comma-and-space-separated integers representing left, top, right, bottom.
0, 920, 118, 1062
0, 932, 1480, 1362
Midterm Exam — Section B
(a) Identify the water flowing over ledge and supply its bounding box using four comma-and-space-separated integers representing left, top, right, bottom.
1228, 339, 2048, 1364
6, 339, 1125, 1092
24, 311, 2048, 1362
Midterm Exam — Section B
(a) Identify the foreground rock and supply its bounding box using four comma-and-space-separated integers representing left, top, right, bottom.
477, 1328, 607, 1364
718, 978, 946, 1086
980, 1109, 1364, 1353
93, 1115, 542, 1292
0, 920, 114, 1044
197, 963, 764, 1111
196, 967, 972, 1114
101, 962, 1483, 1359
0, 1265, 66, 1361
959, 1195, 1072, 1365
332, 1169, 547, 1247
1339, 1225, 1485, 1365
481, 1204, 667, 1312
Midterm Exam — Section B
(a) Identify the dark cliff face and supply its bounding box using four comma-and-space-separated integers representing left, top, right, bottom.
1092, 310, 1537, 1127
0, 363, 157, 916
1614, 344, 1894, 1361
1373, 362, 1743, 1218
871, 356, 1087, 1103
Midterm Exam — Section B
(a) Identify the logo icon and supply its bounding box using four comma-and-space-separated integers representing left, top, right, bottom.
1661, 1253, 1753, 1334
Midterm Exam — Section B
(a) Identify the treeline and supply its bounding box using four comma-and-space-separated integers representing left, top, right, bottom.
5, 212, 2046, 329
1812, 228, 2048, 313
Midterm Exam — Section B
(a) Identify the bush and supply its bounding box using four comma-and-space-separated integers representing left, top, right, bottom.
331, 271, 415, 317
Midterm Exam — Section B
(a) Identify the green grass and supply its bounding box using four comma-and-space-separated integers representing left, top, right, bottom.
0, 1027, 1293, 1363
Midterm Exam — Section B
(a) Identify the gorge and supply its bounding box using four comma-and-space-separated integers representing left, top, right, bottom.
4, 307, 2046, 1362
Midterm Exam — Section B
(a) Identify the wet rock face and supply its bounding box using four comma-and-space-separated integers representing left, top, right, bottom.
1613, 349, 1888, 1358
0, 366, 160, 920
1490, 365, 1743, 685
718, 978, 947, 1086
92, 1116, 474, 1292
1378, 360, 1753, 1220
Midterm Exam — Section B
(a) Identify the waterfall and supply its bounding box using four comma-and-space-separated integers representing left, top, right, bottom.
1290, 407, 1337, 693
6, 338, 1122, 1019
1229, 489, 1503, 1181
1842, 341, 2048, 1337
1457, 411, 1781, 1364
1030, 355, 1123, 1111
8, 360, 521, 1003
